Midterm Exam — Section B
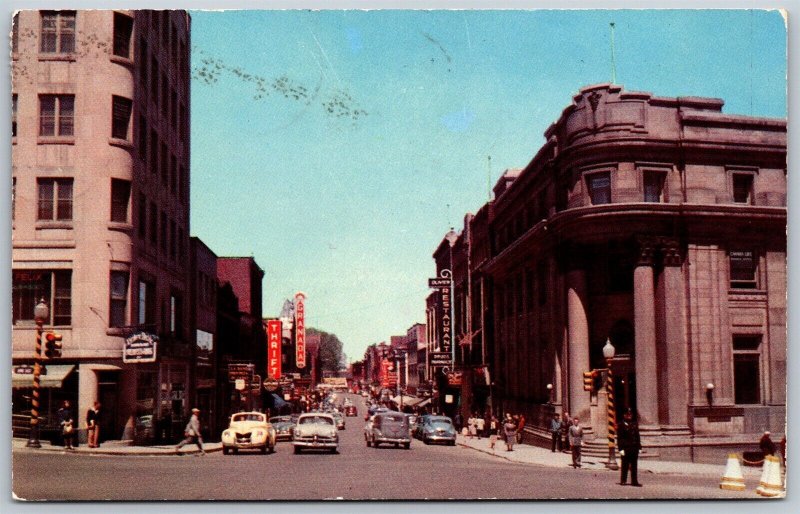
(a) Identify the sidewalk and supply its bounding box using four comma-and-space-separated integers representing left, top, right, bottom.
454, 434, 764, 478
12, 437, 222, 456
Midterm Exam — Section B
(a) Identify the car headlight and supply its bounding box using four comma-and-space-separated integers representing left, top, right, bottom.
253, 430, 264, 438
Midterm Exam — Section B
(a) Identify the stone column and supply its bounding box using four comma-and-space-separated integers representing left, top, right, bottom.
566, 264, 590, 421
662, 240, 689, 426
634, 238, 659, 427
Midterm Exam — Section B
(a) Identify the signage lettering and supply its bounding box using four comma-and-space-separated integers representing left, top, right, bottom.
123, 332, 158, 363
295, 292, 307, 369
266, 319, 282, 379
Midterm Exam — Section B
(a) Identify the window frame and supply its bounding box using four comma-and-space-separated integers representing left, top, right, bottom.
729, 249, 758, 290
12, 269, 72, 326
642, 170, 667, 203
586, 170, 612, 205
109, 270, 129, 328
37, 178, 73, 221
39, 95, 75, 137
112, 12, 134, 59
111, 95, 133, 140
40, 11, 76, 55
732, 172, 755, 205
732, 334, 762, 405
110, 178, 131, 223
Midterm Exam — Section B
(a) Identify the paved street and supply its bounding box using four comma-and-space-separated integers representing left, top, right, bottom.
11, 395, 769, 501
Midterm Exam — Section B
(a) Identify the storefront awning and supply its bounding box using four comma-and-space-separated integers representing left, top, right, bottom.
12, 364, 75, 389
391, 394, 422, 406
416, 398, 432, 408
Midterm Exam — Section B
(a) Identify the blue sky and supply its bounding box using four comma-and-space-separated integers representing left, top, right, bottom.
188, 9, 786, 363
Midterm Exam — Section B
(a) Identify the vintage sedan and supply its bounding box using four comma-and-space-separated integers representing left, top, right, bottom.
269, 415, 295, 441
221, 412, 276, 455
418, 415, 457, 445
293, 413, 339, 454
333, 411, 346, 430
366, 412, 411, 449
344, 405, 358, 417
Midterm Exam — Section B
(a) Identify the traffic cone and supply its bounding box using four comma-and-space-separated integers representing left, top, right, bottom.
756, 455, 785, 497
719, 453, 746, 491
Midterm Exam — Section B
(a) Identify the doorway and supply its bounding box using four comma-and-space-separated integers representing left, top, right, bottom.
97, 371, 120, 442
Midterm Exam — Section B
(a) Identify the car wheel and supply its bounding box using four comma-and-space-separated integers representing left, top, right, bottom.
404, 443, 411, 450
330, 448, 338, 454
448, 440, 456, 446
233, 448, 239, 454
423, 437, 429, 445
269, 443, 275, 454
223, 447, 230, 455
293, 446, 301, 454
261, 445, 267, 454
394, 443, 399, 449
366, 439, 371, 447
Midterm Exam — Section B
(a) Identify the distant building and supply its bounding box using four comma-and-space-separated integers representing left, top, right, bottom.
11, 10, 192, 441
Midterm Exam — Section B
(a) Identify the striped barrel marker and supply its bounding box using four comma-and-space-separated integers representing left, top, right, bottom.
26, 324, 44, 447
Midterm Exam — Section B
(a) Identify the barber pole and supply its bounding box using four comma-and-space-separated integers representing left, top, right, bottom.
295, 292, 306, 369
266, 319, 282, 379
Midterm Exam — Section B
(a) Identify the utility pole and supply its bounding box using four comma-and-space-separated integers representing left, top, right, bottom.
610, 22, 617, 84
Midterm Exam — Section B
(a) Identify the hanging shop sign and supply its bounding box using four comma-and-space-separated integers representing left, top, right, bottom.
266, 319, 282, 379
228, 362, 254, 382
123, 332, 158, 363
295, 292, 307, 369
436, 269, 453, 355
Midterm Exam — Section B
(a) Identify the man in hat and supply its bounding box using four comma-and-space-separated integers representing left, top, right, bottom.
760, 431, 776, 458
617, 409, 642, 486
175, 408, 205, 455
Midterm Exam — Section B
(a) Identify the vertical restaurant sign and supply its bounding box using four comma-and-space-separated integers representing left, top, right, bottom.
439, 269, 452, 354
266, 319, 282, 379
294, 292, 306, 369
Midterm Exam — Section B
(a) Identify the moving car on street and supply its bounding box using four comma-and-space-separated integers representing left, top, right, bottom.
221, 412, 276, 455
416, 415, 457, 446
269, 415, 295, 441
344, 405, 358, 417
293, 413, 339, 454
333, 411, 346, 430
366, 412, 411, 449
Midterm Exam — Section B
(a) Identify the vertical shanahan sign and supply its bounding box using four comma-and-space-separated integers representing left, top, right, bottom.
267, 320, 282, 379
294, 292, 307, 369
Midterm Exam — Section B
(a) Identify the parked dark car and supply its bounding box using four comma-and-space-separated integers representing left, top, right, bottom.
269, 415, 295, 441
366, 412, 411, 449
345, 405, 357, 417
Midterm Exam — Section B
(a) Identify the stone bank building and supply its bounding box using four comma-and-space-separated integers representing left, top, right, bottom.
436, 84, 786, 461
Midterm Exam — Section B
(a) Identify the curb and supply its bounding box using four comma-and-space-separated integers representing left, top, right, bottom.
13, 439, 223, 457
457, 440, 611, 470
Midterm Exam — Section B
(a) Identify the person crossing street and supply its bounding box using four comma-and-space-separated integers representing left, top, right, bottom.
175, 408, 205, 455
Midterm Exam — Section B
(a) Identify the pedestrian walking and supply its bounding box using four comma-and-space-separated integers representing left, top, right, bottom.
476, 415, 485, 440
561, 411, 571, 453
57, 400, 76, 450
489, 416, 499, 450
550, 413, 562, 452
504, 416, 517, 451
568, 417, 583, 468
175, 408, 205, 455
760, 431, 776, 458
86, 401, 101, 448
516, 414, 526, 444
453, 412, 463, 433
617, 409, 642, 486
468, 415, 477, 439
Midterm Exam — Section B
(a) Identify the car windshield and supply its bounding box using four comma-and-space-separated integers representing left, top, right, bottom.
430, 420, 453, 429
299, 416, 334, 425
233, 414, 264, 422
270, 416, 291, 423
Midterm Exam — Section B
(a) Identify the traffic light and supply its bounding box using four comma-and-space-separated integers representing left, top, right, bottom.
44, 332, 63, 358
583, 370, 596, 392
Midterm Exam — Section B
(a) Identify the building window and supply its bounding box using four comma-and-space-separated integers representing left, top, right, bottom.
733, 173, 754, 204
138, 115, 147, 159
643, 171, 666, 202
12, 13, 19, 53
109, 270, 129, 328
113, 12, 134, 59
170, 294, 183, 338
37, 178, 73, 221
111, 96, 133, 140
12, 270, 72, 326
732, 335, 761, 404
587, 172, 611, 205
39, 95, 74, 137
110, 179, 131, 222
139, 38, 148, 85
138, 279, 156, 327
12, 94, 17, 137
137, 193, 147, 239
160, 211, 167, 252
149, 129, 158, 175
40, 11, 76, 54
730, 250, 757, 289
149, 201, 158, 245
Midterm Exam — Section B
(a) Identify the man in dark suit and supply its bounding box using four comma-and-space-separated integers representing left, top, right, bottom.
617, 409, 642, 487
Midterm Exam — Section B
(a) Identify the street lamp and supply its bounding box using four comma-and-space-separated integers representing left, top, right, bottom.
27, 299, 49, 448
602, 338, 619, 470
706, 382, 715, 406
546, 383, 554, 404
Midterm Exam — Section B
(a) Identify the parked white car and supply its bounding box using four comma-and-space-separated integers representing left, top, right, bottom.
221, 412, 276, 455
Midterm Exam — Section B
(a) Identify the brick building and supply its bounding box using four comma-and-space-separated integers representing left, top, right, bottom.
435, 84, 786, 461
11, 10, 192, 441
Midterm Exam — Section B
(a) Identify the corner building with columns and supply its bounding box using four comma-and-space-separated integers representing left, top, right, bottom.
441, 84, 786, 462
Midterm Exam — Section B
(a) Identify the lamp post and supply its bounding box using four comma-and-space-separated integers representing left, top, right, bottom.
27, 299, 49, 448
706, 382, 715, 406
546, 383, 554, 404
602, 338, 619, 470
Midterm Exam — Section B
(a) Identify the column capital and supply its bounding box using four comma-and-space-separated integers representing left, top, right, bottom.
660, 237, 683, 267
635, 236, 657, 267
